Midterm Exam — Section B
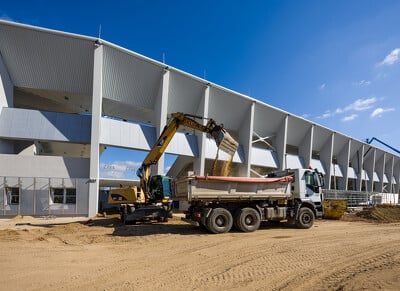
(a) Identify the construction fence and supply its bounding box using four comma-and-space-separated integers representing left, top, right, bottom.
0, 176, 89, 217
323, 189, 399, 207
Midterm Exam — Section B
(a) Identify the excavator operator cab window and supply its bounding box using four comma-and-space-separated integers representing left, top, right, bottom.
149, 176, 173, 200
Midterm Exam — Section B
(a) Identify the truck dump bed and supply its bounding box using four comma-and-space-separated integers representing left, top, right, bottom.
174, 175, 293, 201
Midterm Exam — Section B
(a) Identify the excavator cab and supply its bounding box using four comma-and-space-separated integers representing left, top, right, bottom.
149, 175, 173, 201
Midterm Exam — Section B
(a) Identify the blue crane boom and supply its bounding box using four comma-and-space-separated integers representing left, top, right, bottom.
366, 137, 400, 155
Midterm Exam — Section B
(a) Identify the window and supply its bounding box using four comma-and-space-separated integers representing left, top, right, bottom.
305, 172, 316, 187
52, 188, 64, 203
305, 172, 320, 193
51, 188, 76, 204
6, 187, 20, 205
66, 189, 76, 204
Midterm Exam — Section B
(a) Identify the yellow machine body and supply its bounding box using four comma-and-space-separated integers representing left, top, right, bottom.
108, 186, 146, 205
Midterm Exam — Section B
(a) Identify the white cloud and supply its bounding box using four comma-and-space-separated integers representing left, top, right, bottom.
353, 80, 371, 87
317, 110, 333, 119
317, 97, 378, 119
344, 97, 377, 111
319, 83, 326, 90
379, 48, 400, 66
101, 170, 126, 179
341, 114, 358, 122
370, 107, 395, 118
100, 161, 142, 179
334, 108, 344, 114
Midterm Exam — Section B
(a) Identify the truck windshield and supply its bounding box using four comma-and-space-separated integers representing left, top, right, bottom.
305, 172, 320, 192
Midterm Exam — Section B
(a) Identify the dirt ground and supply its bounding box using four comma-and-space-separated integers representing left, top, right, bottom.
0, 215, 399, 291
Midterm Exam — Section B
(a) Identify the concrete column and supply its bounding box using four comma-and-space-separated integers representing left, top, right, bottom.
276, 115, 288, 170
193, 85, 210, 176
376, 154, 385, 192
237, 101, 255, 177
394, 160, 400, 194
364, 148, 376, 192
320, 133, 334, 189
299, 125, 314, 168
355, 145, 365, 191
88, 42, 103, 217
386, 156, 394, 193
337, 139, 351, 190
153, 69, 170, 175
0, 53, 14, 154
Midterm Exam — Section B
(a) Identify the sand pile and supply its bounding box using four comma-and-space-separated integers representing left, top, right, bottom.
355, 205, 400, 222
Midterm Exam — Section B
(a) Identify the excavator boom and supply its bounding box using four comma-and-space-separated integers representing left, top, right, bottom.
141, 112, 238, 170
136, 112, 238, 199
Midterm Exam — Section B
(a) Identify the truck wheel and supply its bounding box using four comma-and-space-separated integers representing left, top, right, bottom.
206, 208, 233, 234
296, 207, 315, 229
235, 207, 261, 232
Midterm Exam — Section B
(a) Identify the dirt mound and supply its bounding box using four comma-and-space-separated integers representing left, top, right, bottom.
354, 205, 400, 223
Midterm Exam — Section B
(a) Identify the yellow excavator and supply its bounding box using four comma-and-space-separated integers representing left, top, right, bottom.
107, 112, 238, 224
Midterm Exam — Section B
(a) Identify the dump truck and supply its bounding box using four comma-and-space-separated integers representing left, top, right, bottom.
107, 112, 238, 224
174, 168, 325, 233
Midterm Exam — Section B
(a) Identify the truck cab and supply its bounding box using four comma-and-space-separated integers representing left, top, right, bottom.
292, 168, 325, 222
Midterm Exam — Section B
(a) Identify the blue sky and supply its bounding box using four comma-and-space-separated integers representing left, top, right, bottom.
1, 0, 400, 179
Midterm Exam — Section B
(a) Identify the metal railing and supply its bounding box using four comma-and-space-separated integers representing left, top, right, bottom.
323, 189, 377, 207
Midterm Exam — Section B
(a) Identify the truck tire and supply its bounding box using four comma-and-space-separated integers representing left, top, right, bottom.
234, 207, 261, 232
296, 207, 315, 229
206, 208, 233, 234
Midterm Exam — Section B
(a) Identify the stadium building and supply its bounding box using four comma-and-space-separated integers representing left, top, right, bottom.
0, 20, 399, 217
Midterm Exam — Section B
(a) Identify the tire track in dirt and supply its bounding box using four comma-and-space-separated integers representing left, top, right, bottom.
313, 250, 400, 290
1, 220, 400, 290
272, 241, 400, 291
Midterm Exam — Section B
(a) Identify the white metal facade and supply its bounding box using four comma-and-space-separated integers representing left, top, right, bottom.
0, 21, 399, 217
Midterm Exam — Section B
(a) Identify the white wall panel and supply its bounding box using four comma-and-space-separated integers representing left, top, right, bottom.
0, 108, 91, 143
331, 164, 343, 177
362, 170, 370, 181
101, 118, 199, 157
100, 118, 155, 150
0, 22, 94, 95
103, 45, 163, 109
286, 154, 305, 170
373, 172, 380, 182
0, 155, 89, 178
251, 148, 279, 168
208, 87, 251, 130
168, 71, 205, 114
348, 167, 357, 179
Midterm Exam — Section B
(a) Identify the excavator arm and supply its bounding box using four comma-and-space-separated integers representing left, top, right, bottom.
137, 112, 238, 199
